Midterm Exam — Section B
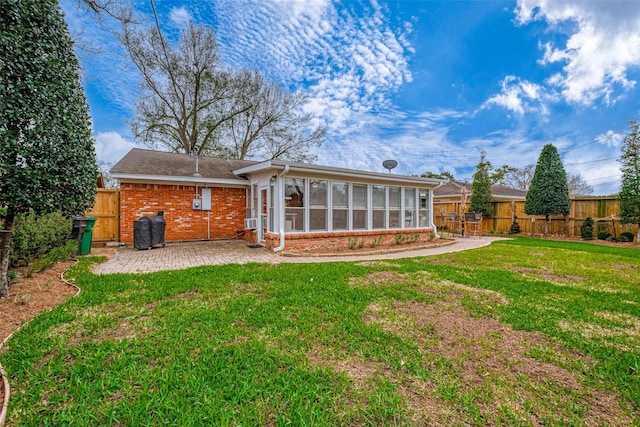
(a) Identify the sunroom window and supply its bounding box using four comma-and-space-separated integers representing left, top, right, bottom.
309, 179, 328, 231
285, 178, 305, 231
389, 186, 401, 228
332, 182, 349, 230
372, 185, 386, 229
352, 184, 368, 230
404, 188, 416, 228
419, 190, 430, 227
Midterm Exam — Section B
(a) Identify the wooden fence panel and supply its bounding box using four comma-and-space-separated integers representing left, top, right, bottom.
88, 189, 119, 242
434, 196, 634, 238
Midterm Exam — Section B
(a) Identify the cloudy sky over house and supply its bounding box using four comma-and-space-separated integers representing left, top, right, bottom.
61, 0, 640, 195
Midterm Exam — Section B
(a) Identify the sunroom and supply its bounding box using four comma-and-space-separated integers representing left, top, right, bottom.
234, 160, 442, 252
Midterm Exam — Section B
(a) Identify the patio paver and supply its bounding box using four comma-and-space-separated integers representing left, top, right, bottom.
92, 237, 509, 274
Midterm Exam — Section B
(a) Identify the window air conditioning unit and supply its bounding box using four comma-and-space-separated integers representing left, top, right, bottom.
244, 218, 258, 229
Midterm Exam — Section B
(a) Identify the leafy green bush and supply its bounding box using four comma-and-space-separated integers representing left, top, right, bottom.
597, 230, 611, 240
581, 217, 594, 240
8, 211, 73, 267
509, 220, 521, 235
619, 231, 635, 242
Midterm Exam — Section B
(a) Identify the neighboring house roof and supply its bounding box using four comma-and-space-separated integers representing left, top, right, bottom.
433, 181, 527, 200
111, 148, 442, 188
111, 148, 258, 186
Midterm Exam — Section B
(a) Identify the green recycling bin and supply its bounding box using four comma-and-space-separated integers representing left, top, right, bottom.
78, 216, 96, 255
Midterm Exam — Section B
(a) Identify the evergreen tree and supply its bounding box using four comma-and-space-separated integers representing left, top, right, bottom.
581, 217, 594, 240
524, 144, 571, 235
0, 0, 98, 297
619, 118, 640, 233
468, 151, 493, 217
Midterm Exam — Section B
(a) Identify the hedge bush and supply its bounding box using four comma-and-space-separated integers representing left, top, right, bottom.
619, 231, 635, 242
597, 230, 611, 240
580, 217, 594, 240
4, 211, 73, 267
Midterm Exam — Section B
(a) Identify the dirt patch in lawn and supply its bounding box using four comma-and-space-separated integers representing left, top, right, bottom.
310, 275, 634, 425
363, 298, 632, 425
511, 266, 587, 283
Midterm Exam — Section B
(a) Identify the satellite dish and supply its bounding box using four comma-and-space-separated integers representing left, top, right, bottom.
382, 159, 398, 173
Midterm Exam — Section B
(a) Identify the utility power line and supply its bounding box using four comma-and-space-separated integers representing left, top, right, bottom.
565, 156, 618, 166
561, 124, 633, 154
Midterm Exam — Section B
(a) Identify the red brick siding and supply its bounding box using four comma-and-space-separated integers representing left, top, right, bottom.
263, 228, 435, 252
119, 183, 246, 243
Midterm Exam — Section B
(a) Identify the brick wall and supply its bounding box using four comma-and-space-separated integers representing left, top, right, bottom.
120, 182, 247, 243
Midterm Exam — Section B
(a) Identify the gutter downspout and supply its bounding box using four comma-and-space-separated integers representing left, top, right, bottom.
431, 181, 445, 239
273, 165, 290, 252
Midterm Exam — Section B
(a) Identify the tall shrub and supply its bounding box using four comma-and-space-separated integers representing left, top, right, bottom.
0, 0, 98, 297
524, 144, 571, 235
619, 118, 640, 239
468, 151, 493, 216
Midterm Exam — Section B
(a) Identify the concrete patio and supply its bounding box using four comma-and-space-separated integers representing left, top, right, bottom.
91, 237, 508, 274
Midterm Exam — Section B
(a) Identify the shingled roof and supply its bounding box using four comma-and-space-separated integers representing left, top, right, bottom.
433, 181, 527, 200
110, 148, 258, 183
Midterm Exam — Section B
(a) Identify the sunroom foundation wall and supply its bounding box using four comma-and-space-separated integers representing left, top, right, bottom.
263, 228, 435, 252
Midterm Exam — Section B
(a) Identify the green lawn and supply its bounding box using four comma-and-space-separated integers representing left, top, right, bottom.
2, 237, 639, 426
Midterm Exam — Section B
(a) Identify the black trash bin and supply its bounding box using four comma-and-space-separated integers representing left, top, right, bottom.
133, 217, 153, 250
70, 216, 87, 256
148, 214, 166, 248
133, 212, 165, 250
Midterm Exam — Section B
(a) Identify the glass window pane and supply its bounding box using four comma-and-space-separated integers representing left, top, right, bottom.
419, 190, 429, 209
389, 187, 401, 208
310, 208, 327, 231
285, 178, 305, 207
419, 210, 429, 227
372, 210, 385, 228
353, 209, 367, 229
332, 182, 349, 207
389, 210, 401, 228
405, 210, 415, 228
285, 178, 304, 232
372, 185, 385, 208
405, 188, 416, 209
353, 184, 367, 208
309, 180, 327, 207
332, 210, 348, 230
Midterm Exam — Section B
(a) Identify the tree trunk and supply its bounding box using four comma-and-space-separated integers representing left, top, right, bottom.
0, 211, 15, 298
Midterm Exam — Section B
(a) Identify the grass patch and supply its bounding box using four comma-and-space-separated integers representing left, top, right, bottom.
1, 240, 639, 425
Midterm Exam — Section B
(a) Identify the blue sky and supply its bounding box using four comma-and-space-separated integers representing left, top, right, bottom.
61, 0, 640, 195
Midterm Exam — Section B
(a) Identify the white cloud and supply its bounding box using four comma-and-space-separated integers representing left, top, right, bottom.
94, 132, 139, 166
481, 76, 548, 116
211, 0, 413, 132
169, 6, 193, 27
515, 0, 640, 106
596, 129, 624, 148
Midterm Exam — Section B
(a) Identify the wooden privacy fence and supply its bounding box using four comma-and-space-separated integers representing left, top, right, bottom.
434, 196, 638, 237
87, 189, 119, 242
